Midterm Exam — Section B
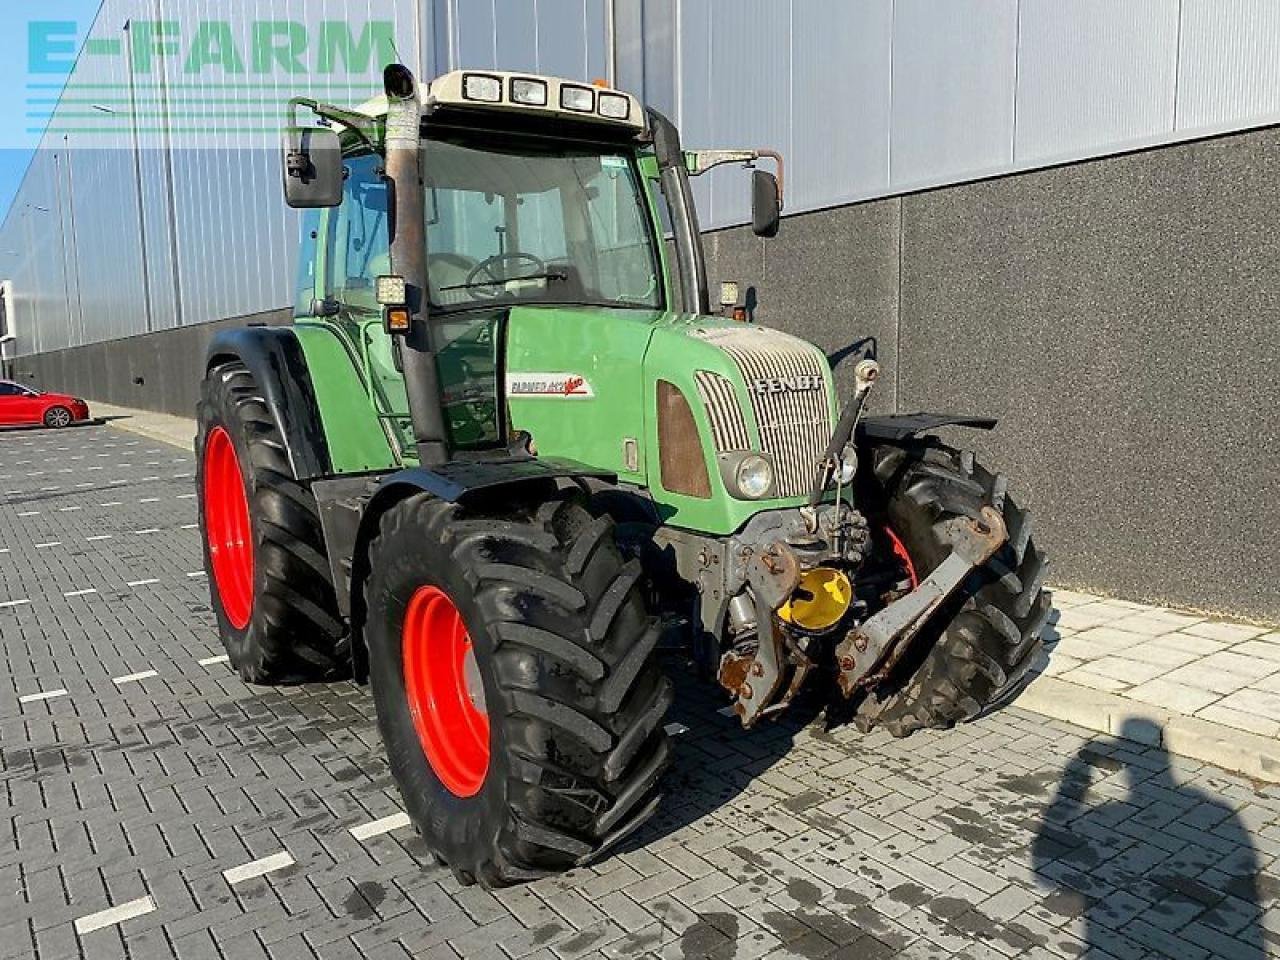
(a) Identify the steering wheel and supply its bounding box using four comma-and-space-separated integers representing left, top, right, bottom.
464, 252, 548, 299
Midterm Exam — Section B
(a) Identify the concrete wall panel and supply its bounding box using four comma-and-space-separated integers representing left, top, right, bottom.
700, 200, 901, 413
897, 128, 1280, 620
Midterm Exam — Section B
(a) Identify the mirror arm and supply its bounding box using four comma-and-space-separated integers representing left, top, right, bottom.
286, 97, 381, 152
686, 148, 785, 210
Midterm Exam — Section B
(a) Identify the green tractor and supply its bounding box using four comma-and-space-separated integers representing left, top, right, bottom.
195, 65, 1048, 887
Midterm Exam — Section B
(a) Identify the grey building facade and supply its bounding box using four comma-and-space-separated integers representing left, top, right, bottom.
3, 0, 1279, 619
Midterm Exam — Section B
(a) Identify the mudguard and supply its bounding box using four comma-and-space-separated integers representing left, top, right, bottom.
858, 413, 998, 444
340, 457, 617, 679
206, 327, 332, 480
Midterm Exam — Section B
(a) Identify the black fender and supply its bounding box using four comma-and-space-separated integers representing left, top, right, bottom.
858, 413, 997, 444
205, 327, 331, 480
343, 457, 616, 681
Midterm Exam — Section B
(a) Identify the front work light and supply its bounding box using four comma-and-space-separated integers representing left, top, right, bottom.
510, 78, 548, 106
462, 74, 502, 102
597, 92, 630, 120
560, 84, 594, 112
375, 274, 406, 305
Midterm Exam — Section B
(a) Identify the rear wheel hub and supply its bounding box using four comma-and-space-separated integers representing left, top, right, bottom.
402, 586, 490, 797
202, 426, 254, 629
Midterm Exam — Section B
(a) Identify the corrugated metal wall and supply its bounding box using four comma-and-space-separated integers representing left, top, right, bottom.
7, 0, 1280, 357
616, 0, 1280, 228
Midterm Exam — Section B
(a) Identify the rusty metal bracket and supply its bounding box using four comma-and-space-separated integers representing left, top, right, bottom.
720, 543, 802, 727
835, 506, 1007, 697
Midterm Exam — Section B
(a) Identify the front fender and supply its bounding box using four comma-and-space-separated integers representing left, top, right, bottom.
206, 327, 333, 480
344, 457, 616, 681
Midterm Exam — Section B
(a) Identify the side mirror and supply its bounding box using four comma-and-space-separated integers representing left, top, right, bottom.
752, 169, 781, 238
281, 127, 343, 208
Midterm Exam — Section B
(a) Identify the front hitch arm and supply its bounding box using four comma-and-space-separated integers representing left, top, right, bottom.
835, 506, 1008, 697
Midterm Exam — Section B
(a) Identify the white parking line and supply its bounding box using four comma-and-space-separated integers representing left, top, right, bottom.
198, 654, 230, 666
180, 523, 198, 530
138, 476, 160, 482
0, 598, 30, 608
86, 535, 113, 542
126, 578, 160, 587
100, 501, 123, 507
17, 511, 39, 517
73, 895, 156, 936
176, 493, 197, 499
173, 473, 192, 479
113, 670, 158, 685
139, 497, 160, 503
136, 528, 161, 535
186, 571, 206, 578
64, 588, 98, 598
349, 812, 412, 841
59, 506, 82, 512
18, 688, 66, 703
35, 542, 61, 549
222, 851, 294, 885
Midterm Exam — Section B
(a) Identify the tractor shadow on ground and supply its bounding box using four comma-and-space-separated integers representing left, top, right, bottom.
620, 654, 828, 854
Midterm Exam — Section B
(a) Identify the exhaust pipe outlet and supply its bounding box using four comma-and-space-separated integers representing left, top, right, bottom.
383, 64, 450, 466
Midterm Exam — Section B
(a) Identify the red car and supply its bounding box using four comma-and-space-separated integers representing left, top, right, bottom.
0, 380, 90, 429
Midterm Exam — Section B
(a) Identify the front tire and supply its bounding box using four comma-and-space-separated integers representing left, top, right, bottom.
195, 360, 347, 683
43, 406, 71, 428
363, 491, 672, 887
856, 442, 1050, 737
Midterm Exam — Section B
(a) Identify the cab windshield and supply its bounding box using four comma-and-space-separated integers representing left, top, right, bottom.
421, 133, 663, 312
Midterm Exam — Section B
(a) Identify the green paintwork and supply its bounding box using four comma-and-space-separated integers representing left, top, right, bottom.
293, 322, 401, 473
288, 133, 841, 538
505, 305, 838, 536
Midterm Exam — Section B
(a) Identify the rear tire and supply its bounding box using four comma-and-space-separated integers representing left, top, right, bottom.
43, 406, 71, 428
195, 360, 347, 683
855, 442, 1050, 737
363, 490, 672, 887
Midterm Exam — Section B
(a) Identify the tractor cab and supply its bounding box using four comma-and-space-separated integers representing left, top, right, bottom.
283, 66, 782, 467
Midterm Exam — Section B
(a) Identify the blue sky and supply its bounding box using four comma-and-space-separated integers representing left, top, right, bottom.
0, 0, 104, 222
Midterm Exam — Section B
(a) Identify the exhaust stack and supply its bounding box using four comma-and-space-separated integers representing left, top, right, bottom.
383, 64, 450, 467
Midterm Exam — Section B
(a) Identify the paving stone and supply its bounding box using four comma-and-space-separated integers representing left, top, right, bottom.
3, 422, 1280, 960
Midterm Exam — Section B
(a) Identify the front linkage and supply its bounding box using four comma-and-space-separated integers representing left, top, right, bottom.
701, 358, 1012, 727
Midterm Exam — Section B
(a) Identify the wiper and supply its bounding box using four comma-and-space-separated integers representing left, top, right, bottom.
438, 271, 567, 293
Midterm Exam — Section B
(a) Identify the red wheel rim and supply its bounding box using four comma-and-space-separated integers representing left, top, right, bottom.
402, 586, 490, 797
884, 525, 920, 590
203, 426, 254, 630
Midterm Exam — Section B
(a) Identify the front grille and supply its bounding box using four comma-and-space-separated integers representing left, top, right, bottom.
693, 327, 833, 498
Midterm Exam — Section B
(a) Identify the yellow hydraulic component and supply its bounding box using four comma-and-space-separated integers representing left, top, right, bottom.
777, 567, 853, 633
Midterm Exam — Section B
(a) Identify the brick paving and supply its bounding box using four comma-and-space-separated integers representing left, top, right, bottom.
1, 421, 1278, 959
1039, 593, 1280, 740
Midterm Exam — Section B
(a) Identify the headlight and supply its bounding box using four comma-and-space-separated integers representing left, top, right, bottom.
510, 78, 547, 106
461, 74, 502, 103
560, 84, 595, 112
733, 454, 774, 500
598, 93, 630, 120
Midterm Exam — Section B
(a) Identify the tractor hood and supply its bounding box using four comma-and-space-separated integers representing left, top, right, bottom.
504, 305, 838, 535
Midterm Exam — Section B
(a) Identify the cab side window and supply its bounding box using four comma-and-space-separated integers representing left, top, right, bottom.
329, 153, 390, 311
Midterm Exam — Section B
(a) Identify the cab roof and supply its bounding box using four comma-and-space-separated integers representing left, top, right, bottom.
354, 69, 645, 133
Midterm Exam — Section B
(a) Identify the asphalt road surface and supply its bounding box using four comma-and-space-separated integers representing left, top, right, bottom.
2, 422, 1277, 959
